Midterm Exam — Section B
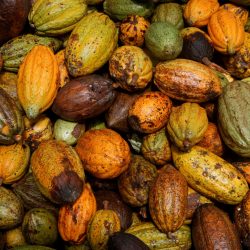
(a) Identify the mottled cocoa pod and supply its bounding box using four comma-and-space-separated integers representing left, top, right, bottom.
118, 155, 157, 207
149, 164, 188, 233
192, 203, 241, 250
106, 92, 139, 133
52, 74, 117, 122
235, 190, 250, 248
95, 190, 132, 231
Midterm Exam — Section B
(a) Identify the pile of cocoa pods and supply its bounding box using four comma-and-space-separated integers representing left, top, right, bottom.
0, 0, 250, 249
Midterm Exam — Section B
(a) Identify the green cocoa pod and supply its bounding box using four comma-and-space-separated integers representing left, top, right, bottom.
66, 12, 118, 77
28, 0, 88, 36
54, 119, 85, 146
103, 0, 154, 20
145, 22, 183, 60
152, 3, 184, 29
22, 208, 58, 246
0, 34, 62, 72
0, 186, 24, 230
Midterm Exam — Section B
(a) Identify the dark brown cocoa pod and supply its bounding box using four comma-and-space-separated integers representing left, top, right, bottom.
180, 27, 214, 63
0, 0, 30, 45
149, 164, 188, 233
192, 203, 241, 250
87, 174, 118, 191
95, 190, 132, 231
105, 92, 139, 133
52, 74, 117, 122
118, 155, 157, 207
107, 232, 150, 250
235, 190, 250, 248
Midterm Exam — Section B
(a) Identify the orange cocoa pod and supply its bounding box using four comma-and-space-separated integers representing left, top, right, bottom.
58, 183, 97, 245
76, 128, 131, 179
184, 0, 219, 27
17, 45, 59, 119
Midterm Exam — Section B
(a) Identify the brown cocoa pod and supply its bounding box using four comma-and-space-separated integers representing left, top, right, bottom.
232, 161, 250, 185
0, 0, 30, 45
95, 190, 132, 231
192, 203, 241, 250
235, 190, 250, 248
149, 164, 188, 233
118, 155, 158, 207
52, 74, 117, 122
106, 92, 139, 133
186, 187, 212, 220
197, 122, 224, 156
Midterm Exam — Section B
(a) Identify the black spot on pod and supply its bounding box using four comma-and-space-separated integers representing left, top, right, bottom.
50, 170, 84, 204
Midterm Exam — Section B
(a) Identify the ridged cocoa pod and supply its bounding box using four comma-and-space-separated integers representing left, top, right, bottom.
0, 187, 24, 230
106, 92, 139, 133
235, 190, 250, 247
149, 165, 188, 233
118, 155, 157, 207
154, 59, 222, 103
95, 190, 133, 231
141, 128, 171, 165
192, 204, 241, 250
0, 87, 23, 145
12, 173, 58, 214
186, 187, 212, 220
52, 74, 117, 122
108, 232, 150, 250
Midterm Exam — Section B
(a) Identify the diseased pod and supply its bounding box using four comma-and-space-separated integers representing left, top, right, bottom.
1, 0, 250, 249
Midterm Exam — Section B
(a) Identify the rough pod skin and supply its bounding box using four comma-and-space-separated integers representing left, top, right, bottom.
31, 139, 85, 204
0, 143, 30, 184
52, 74, 117, 122
184, 0, 220, 27
87, 209, 121, 250
128, 91, 172, 134
109, 46, 153, 92
141, 128, 172, 165
66, 12, 118, 77
119, 15, 150, 47
172, 145, 249, 205
149, 164, 188, 233
58, 183, 97, 245
154, 59, 222, 103
167, 103, 208, 151
235, 190, 250, 247
208, 9, 245, 55
118, 155, 158, 207
0, 0, 30, 45
192, 204, 241, 250
17, 45, 59, 120
76, 128, 131, 179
